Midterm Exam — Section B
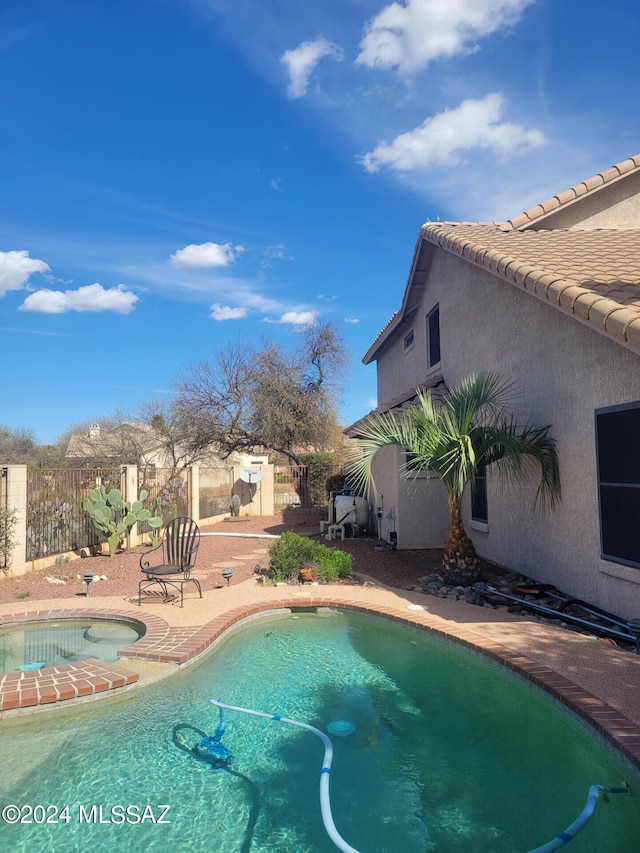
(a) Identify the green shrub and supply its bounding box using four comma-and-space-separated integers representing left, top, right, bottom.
0, 506, 18, 572
325, 472, 347, 496
316, 546, 352, 581
268, 531, 352, 583
299, 453, 344, 505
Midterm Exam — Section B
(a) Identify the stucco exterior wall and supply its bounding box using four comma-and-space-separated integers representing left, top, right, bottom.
532, 170, 640, 229
368, 446, 450, 549
375, 248, 640, 619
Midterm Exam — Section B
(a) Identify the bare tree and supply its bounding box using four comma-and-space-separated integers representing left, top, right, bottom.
173, 321, 351, 464
0, 425, 36, 463
138, 399, 218, 470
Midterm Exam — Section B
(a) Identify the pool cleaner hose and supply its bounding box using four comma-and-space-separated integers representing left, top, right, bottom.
210, 698, 363, 853
527, 783, 630, 852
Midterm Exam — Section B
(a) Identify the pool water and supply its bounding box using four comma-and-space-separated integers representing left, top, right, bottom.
0, 619, 142, 673
1, 609, 638, 852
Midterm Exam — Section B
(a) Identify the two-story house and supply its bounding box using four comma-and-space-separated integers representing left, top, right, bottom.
350, 154, 640, 620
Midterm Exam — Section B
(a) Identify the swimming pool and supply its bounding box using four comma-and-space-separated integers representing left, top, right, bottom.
0, 608, 638, 851
0, 619, 142, 673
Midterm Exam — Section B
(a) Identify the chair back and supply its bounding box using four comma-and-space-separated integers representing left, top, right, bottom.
164, 516, 200, 570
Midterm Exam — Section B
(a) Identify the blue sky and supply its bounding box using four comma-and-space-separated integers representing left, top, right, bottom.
2, 0, 639, 446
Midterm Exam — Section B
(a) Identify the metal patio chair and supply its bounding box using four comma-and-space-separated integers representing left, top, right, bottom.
138, 516, 202, 607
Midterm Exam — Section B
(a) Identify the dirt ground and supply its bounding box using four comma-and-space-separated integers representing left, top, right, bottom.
0, 512, 466, 605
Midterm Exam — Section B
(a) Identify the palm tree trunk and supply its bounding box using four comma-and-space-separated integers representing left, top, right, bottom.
442, 493, 479, 586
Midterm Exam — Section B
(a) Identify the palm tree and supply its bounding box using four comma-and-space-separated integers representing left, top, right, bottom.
346, 373, 561, 586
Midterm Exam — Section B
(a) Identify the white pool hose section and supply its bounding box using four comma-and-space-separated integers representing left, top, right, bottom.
210, 701, 629, 853
527, 783, 630, 852
210, 699, 363, 853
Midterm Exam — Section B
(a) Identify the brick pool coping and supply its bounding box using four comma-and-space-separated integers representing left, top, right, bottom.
1, 597, 639, 772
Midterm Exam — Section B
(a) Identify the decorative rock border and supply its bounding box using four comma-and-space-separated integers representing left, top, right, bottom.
1, 598, 639, 773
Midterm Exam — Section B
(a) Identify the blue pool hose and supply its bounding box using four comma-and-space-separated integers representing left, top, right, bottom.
210, 698, 363, 853
209, 699, 629, 853
527, 783, 630, 852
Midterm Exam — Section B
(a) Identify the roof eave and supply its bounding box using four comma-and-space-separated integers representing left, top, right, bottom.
363, 233, 434, 364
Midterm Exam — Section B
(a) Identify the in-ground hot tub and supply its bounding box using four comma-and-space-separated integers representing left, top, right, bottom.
0, 618, 143, 673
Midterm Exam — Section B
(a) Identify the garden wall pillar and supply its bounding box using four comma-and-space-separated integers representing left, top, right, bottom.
189, 465, 199, 522
232, 464, 274, 516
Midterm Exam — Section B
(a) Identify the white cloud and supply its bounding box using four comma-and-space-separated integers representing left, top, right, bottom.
361, 93, 545, 173
0, 249, 50, 297
344, 317, 360, 324
19, 283, 138, 314
269, 310, 319, 326
169, 242, 243, 268
356, 0, 533, 74
210, 303, 248, 321
263, 244, 291, 260
280, 38, 344, 99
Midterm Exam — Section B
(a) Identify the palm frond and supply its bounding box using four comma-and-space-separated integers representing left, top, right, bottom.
346, 373, 560, 518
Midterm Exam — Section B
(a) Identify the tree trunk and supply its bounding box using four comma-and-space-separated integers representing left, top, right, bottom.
442, 493, 479, 586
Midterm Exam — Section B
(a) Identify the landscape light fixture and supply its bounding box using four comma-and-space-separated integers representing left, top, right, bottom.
83, 570, 94, 596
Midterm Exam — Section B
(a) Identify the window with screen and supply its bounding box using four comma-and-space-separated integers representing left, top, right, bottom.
427, 306, 440, 368
595, 402, 640, 568
471, 464, 488, 524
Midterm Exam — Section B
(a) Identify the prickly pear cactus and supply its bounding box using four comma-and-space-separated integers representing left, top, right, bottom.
83, 486, 159, 556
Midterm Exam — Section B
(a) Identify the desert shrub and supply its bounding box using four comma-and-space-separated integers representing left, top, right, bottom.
268, 531, 352, 583
316, 545, 352, 581
299, 452, 343, 505
0, 506, 18, 572
325, 472, 347, 496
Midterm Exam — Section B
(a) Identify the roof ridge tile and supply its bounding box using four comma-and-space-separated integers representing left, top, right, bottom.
506, 153, 640, 230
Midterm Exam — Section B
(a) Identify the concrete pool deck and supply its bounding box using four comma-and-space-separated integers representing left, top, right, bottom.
1, 577, 639, 771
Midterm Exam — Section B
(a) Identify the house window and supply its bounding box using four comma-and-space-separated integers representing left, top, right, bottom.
471, 463, 488, 524
404, 330, 414, 352
427, 306, 440, 368
595, 402, 640, 568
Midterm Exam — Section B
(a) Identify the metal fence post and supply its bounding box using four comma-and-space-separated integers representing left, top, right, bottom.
123, 465, 139, 547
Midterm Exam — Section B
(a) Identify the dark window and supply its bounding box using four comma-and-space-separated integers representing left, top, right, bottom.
404, 330, 414, 350
427, 306, 440, 367
595, 402, 640, 568
471, 463, 488, 523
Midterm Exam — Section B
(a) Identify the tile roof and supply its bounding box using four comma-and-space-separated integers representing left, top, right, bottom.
506, 155, 640, 230
420, 223, 640, 352
364, 154, 640, 361
345, 375, 447, 437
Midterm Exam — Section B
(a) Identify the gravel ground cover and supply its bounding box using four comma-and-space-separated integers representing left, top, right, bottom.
0, 512, 457, 605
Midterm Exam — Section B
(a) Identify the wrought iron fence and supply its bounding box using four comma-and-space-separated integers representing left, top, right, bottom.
137, 467, 189, 527
199, 467, 234, 519
26, 468, 121, 561
274, 465, 310, 509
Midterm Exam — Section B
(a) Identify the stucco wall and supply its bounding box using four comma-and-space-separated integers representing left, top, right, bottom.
531, 170, 640, 229
368, 446, 450, 550
375, 248, 640, 619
